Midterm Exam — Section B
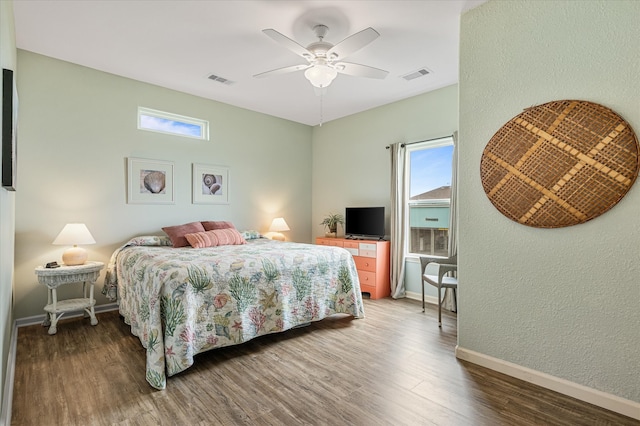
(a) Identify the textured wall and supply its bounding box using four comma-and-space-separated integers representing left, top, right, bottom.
459, 0, 639, 402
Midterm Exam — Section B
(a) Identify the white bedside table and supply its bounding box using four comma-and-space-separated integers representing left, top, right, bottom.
34, 261, 104, 335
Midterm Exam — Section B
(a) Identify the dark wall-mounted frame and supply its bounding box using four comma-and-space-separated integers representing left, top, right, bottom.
2, 68, 17, 191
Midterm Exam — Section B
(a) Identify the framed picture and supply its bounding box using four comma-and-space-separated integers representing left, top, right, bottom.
2, 69, 18, 191
127, 157, 175, 204
193, 163, 229, 204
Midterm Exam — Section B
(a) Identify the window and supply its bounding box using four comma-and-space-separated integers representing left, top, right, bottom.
137, 107, 209, 140
406, 137, 454, 257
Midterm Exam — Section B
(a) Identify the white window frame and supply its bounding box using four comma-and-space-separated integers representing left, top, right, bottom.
137, 107, 209, 140
405, 136, 454, 257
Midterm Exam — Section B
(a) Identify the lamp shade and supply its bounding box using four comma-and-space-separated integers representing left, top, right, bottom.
53, 223, 96, 245
269, 218, 290, 232
53, 223, 96, 266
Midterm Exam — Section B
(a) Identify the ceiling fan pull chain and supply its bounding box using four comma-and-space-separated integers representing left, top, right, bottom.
320, 90, 324, 127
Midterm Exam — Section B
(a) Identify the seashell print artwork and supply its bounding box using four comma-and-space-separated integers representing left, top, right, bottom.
202, 173, 222, 195
128, 158, 175, 204
192, 164, 228, 204
141, 170, 166, 194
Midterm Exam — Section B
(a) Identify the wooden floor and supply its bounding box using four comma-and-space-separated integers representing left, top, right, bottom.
11, 298, 637, 426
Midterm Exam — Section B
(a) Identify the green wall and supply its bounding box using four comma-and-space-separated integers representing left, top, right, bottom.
14, 50, 313, 319
459, 0, 639, 404
311, 83, 459, 298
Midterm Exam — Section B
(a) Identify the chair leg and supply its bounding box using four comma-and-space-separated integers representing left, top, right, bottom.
437, 287, 442, 327
421, 280, 425, 312
452, 288, 458, 313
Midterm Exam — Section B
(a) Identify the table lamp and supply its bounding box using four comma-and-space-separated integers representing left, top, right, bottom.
52, 223, 96, 265
268, 217, 290, 241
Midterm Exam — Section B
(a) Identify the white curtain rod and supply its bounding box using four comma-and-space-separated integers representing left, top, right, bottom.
385, 134, 453, 149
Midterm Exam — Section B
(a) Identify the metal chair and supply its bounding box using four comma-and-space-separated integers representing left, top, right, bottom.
420, 256, 458, 327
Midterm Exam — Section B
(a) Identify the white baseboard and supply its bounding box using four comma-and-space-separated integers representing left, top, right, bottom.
15, 303, 119, 328
455, 346, 640, 421
405, 290, 438, 306
0, 322, 17, 426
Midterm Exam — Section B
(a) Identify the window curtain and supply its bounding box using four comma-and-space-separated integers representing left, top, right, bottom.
389, 142, 407, 298
443, 131, 458, 311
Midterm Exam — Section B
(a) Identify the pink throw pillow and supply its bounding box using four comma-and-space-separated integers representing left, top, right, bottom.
185, 228, 247, 248
162, 222, 206, 248
201, 221, 236, 231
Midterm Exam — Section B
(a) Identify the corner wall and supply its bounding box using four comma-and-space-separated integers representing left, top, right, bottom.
311, 84, 458, 297
458, 0, 639, 407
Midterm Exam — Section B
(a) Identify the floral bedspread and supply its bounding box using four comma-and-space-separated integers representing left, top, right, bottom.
103, 235, 364, 389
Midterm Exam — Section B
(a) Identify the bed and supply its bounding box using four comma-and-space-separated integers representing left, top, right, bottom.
102, 230, 365, 389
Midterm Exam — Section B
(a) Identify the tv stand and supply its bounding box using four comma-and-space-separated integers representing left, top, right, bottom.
316, 237, 390, 299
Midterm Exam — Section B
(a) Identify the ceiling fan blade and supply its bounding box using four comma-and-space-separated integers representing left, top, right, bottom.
253, 64, 311, 78
262, 29, 313, 59
334, 62, 389, 79
326, 27, 380, 61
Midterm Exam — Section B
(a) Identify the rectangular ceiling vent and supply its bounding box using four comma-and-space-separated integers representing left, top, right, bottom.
207, 74, 234, 85
401, 68, 432, 81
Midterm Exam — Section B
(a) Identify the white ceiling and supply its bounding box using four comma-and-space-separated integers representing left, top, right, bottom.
12, 0, 486, 126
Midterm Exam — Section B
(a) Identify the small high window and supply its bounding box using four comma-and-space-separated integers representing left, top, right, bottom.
138, 107, 209, 140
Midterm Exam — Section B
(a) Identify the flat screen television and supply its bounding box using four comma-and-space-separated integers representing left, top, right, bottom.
345, 207, 385, 239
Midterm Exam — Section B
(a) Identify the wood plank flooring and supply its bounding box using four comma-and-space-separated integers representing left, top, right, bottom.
11, 298, 637, 425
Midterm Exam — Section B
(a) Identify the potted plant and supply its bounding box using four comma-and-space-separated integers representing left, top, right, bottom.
320, 212, 344, 237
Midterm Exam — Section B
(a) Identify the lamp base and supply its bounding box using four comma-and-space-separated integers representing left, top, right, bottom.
62, 246, 88, 266
264, 232, 285, 241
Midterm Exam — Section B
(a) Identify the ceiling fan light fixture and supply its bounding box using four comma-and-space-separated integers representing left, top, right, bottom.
304, 65, 338, 88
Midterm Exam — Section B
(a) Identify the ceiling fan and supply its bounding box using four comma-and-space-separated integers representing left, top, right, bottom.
254, 24, 389, 89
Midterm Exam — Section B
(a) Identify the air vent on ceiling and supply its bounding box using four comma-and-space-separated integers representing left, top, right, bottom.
401, 67, 432, 81
207, 74, 234, 85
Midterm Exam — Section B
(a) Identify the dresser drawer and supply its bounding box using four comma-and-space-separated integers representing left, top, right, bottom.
342, 241, 359, 256
354, 256, 377, 272
359, 242, 377, 251
358, 243, 377, 258
357, 270, 377, 288
358, 250, 377, 258
317, 238, 344, 247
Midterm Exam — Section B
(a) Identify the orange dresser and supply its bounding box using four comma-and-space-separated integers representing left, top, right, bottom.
315, 237, 391, 299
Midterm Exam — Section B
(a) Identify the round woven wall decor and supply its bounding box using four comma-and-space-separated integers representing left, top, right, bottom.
480, 100, 639, 228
